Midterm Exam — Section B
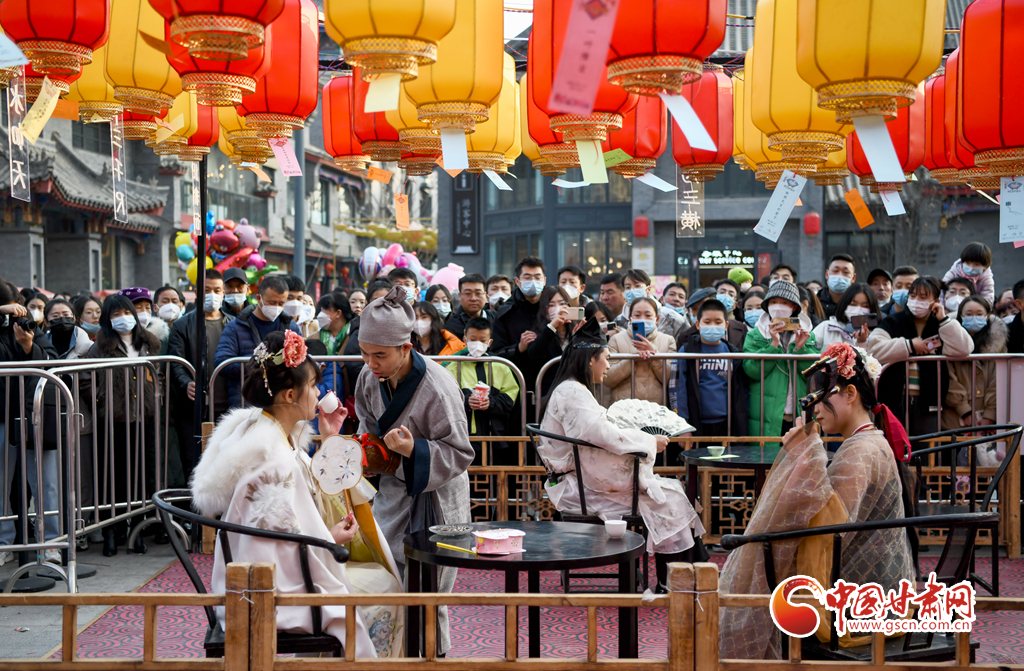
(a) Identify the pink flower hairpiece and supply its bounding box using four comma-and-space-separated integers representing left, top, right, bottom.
819, 342, 881, 381
252, 331, 308, 393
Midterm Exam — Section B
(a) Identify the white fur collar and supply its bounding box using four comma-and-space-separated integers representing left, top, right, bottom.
190, 407, 314, 517
146, 316, 170, 342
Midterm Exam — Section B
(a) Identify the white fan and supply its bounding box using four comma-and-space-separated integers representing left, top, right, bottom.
605, 399, 695, 437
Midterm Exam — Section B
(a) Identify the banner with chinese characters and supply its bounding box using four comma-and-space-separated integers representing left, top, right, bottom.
451, 172, 478, 254
7, 68, 29, 202
110, 114, 128, 223
675, 166, 704, 238
191, 162, 201, 233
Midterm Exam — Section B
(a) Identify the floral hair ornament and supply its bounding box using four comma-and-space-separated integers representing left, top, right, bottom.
252, 331, 308, 394
819, 342, 881, 381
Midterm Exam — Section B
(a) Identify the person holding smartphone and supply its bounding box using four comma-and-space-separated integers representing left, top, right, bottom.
811, 283, 883, 350
528, 286, 577, 398
603, 296, 677, 406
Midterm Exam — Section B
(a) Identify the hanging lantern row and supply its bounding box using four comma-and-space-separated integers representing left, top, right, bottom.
848, 85, 925, 193
672, 64, 732, 182
322, 72, 372, 173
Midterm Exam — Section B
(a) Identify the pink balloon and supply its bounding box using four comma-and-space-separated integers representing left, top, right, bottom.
210, 229, 240, 254
235, 224, 259, 250
431, 263, 464, 293
381, 243, 404, 267
380, 264, 396, 276
247, 252, 268, 270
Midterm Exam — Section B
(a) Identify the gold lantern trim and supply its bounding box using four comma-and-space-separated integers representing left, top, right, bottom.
539, 141, 579, 167
362, 141, 403, 162
416, 101, 489, 132
755, 160, 786, 184
815, 79, 917, 123
114, 85, 175, 116
399, 153, 440, 176
226, 128, 268, 149
123, 118, 158, 140
860, 172, 913, 193
467, 150, 506, 173
534, 158, 566, 177
961, 167, 1000, 191
77, 101, 124, 122
343, 37, 439, 82
0, 67, 19, 89
334, 154, 372, 172
928, 167, 960, 185
25, 75, 70, 103
813, 167, 849, 186
767, 130, 844, 173
244, 112, 305, 139
16, 41, 92, 77
611, 157, 657, 178
399, 128, 441, 153
549, 112, 623, 143
975, 148, 1024, 177
149, 135, 189, 156
679, 163, 726, 183
177, 145, 212, 162
181, 73, 257, 107
733, 154, 751, 170
170, 15, 265, 61
606, 55, 702, 97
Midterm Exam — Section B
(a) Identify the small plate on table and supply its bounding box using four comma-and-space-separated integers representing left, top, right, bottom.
429, 524, 473, 538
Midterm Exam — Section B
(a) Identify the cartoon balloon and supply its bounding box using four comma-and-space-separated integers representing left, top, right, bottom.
205, 210, 216, 235
431, 263, 464, 293
380, 264, 396, 276
235, 224, 259, 250
246, 252, 268, 271
210, 229, 240, 254
359, 246, 381, 280
381, 243, 403, 267
215, 247, 254, 274
174, 231, 192, 249
176, 244, 195, 262
186, 255, 214, 284
217, 219, 236, 231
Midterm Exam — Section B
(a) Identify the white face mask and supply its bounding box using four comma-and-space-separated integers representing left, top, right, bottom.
30, 309, 43, 323
945, 295, 964, 313
224, 293, 247, 307
740, 282, 752, 293
136, 311, 150, 328
260, 301, 284, 321
203, 293, 223, 313
298, 305, 315, 324
767, 304, 793, 320
489, 291, 510, 307
907, 298, 932, 318
316, 311, 335, 330
413, 319, 432, 336
402, 285, 419, 303
283, 300, 303, 317
433, 301, 452, 317
111, 314, 137, 335
520, 279, 544, 297
158, 303, 181, 321
466, 340, 489, 357
561, 284, 580, 300
844, 305, 870, 319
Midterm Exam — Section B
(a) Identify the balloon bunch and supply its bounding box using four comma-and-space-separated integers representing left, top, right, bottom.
358, 243, 433, 288
174, 213, 275, 285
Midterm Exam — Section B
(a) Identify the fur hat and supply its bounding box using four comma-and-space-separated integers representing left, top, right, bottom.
359, 285, 414, 347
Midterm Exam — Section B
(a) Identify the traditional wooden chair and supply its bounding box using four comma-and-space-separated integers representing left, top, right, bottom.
153, 489, 347, 658
721, 511, 998, 662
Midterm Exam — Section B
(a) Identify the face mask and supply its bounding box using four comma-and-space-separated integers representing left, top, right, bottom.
767, 304, 793, 320
260, 301, 284, 321
401, 285, 419, 303
519, 280, 543, 297
740, 282, 752, 293
716, 293, 735, 313
204, 293, 223, 313
413, 319, 432, 336
631, 319, 655, 337
316, 311, 335, 330
224, 293, 247, 307
433, 301, 452, 317
489, 291, 510, 307
700, 325, 726, 344
158, 303, 181, 321
299, 305, 316, 324
744, 309, 764, 327
769, 278, 780, 288
466, 340, 489, 357
48, 317, 75, 334
962, 263, 984, 277
666, 304, 686, 315
561, 285, 580, 300
945, 295, 966, 313
878, 296, 891, 308
547, 306, 562, 321
1003, 314, 1017, 324
81, 321, 100, 334
962, 316, 988, 333
283, 300, 303, 317
136, 311, 150, 328
892, 289, 910, 307
30, 309, 43, 323
111, 315, 137, 335
623, 288, 646, 303
844, 306, 870, 320
827, 274, 852, 294
906, 298, 932, 318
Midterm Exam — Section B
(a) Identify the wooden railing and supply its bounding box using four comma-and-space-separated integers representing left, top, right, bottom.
2, 561, 1022, 670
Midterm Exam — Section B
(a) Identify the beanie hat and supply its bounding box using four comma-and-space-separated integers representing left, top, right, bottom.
728, 267, 754, 285
359, 285, 415, 347
764, 280, 802, 314
117, 287, 152, 304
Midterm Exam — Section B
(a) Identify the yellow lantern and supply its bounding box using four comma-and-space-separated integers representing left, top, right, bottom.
466, 53, 517, 173
505, 84, 522, 170
66, 44, 123, 122
105, 0, 182, 115
404, 0, 504, 134
518, 73, 563, 177
742, 49, 786, 188
324, 0, 455, 82
812, 145, 849, 186
386, 85, 440, 154
750, 0, 847, 175
147, 91, 200, 156
218, 105, 272, 165
796, 0, 945, 123
731, 67, 749, 170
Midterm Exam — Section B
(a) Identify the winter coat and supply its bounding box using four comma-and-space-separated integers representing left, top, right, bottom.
526, 323, 571, 399
443, 348, 520, 437
146, 316, 172, 355
817, 287, 841, 320
742, 312, 818, 441
1, 318, 56, 448
213, 305, 301, 409
39, 325, 94, 447
866, 309, 974, 422
676, 319, 748, 353
811, 316, 866, 351
415, 329, 465, 357
168, 309, 235, 417
490, 287, 542, 392
676, 332, 749, 437
443, 307, 494, 341
943, 260, 995, 304
942, 316, 1007, 429
603, 327, 677, 405
1008, 312, 1024, 353
615, 300, 687, 342
81, 329, 161, 423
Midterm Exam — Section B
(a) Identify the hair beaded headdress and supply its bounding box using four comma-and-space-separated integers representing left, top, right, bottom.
252, 331, 308, 394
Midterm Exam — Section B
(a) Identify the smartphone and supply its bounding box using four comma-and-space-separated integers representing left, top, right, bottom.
631, 321, 644, 341
772, 317, 802, 331
851, 314, 878, 330
567, 306, 586, 321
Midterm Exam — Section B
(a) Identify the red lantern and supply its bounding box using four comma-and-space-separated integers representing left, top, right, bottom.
923, 70, 957, 185
633, 216, 650, 238
399, 151, 441, 176
322, 73, 371, 173
123, 111, 157, 141
237, 0, 319, 138
803, 212, 820, 237
959, 0, 1024, 177
0, 0, 109, 76
672, 65, 733, 182
847, 84, 925, 192
148, 0, 285, 61
529, 0, 638, 143
178, 104, 220, 161
945, 49, 999, 190
166, 20, 271, 107
525, 40, 576, 173
22, 63, 81, 103
352, 67, 403, 162
605, 95, 667, 177
607, 0, 727, 96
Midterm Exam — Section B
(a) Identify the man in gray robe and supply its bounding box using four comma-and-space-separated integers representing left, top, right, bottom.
354, 286, 474, 656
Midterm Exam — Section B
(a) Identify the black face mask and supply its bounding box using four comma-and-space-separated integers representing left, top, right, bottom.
48, 317, 76, 334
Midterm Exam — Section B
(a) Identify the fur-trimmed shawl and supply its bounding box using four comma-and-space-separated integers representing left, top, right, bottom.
191, 407, 314, 517
973, 314, 1009, 354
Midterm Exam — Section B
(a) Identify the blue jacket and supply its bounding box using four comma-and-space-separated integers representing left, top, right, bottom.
213, 305, 301, 409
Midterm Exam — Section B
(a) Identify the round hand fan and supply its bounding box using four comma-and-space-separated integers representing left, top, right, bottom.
311, 435, 364, 495
605, 399, 695, 437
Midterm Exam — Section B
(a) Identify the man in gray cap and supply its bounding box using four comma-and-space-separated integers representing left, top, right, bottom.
353, 286, 473, 657
674, 287, 749, 351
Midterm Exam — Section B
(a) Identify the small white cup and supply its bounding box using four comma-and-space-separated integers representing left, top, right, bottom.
604, 519, 627, 539
708, 446, 725, 457
318, 391, 339, 414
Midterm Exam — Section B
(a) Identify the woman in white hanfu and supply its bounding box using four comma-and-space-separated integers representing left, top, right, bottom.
537, 317, 707, 593
192, 331, 402, 659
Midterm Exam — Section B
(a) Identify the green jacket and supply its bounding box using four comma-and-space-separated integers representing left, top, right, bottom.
742, 327, 818, 442
443, 348, 521, 434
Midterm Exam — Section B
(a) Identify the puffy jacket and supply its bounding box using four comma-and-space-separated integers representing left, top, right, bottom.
1, 318, 56, 448
213, 305, 301, 409
491, 286, 542, 390
415, 329, 465, 357
942, 315, 1007, 430
81, 329, 161, 423
603, 327, 677, 405
676, 319, 747, 353
168, 309, 235, 417
444, 306, 494, 340
675, 331, 749, 438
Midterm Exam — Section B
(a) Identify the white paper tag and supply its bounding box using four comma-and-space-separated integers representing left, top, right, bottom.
753, 170, 807, 243
0, 33, 29, 68
552, 179, 589, 188
852, 116, 905, 184
659, 93, 716, 152
364, 73, 401, 113
439, 128, 469, 170
999, 177, 1024, 243
482, 169, 512, 191
636, 172, 678, 192
576, 139, 608, 184
880, 190, 906, 216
